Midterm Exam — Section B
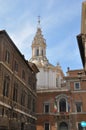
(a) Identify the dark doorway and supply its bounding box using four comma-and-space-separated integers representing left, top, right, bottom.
59, 122, 68, 130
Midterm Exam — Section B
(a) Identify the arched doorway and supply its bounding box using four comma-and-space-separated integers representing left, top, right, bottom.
59, 122, 68, 130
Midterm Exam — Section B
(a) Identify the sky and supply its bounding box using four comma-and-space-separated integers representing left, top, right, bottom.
0, 0, 84, 74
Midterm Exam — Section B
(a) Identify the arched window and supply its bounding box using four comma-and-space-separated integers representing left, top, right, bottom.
59, 122, 68, 130
41, 50, 43, 56
36, 49, 39, 56
59, 98, 66, 112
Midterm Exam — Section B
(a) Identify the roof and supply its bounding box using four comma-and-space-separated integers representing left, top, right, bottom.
0, 30, 38, 73
28, 62, 39, 73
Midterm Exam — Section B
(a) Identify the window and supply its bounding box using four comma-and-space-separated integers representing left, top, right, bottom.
56, 78, 58, 87
21, 91, 26, 106
22, 70, 25, 80
13, 83, 18, 102
74, 82, 80, 90
42, 50, 43, 56
59, 98, 66, 112
28, 76, 32, 86
21, 123, 24, 130
44, 103, 50, 113
44, 123, 50, 130
27, 94, 31, 109
78, 122, 83, 130
14, 61, 18, 72
3, 75, 10, 97
36, 49, 39, 56
2, 108, 4, 116
76, 102, 82, 112
32, 98, 35, 112
5, 50, 10, 63
12, 112, 17, 119
0, 107, 4, 116
0, 107, 9, 117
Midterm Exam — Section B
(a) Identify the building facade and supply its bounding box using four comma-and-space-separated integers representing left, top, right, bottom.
65, 69, 86, 130
0, 30, 39, 130
29, 4, 86, 129
36, 69, 86, 130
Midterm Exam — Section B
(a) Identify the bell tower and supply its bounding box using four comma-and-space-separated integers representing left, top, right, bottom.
29, 17, 49, 66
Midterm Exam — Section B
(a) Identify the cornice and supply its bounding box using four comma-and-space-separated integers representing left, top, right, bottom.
37, 88, 69, 93
0, 100, 37, 120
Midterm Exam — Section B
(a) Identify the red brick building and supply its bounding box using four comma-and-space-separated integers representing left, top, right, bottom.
36, 69, 86, 130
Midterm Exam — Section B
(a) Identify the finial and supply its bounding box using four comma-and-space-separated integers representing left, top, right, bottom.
57, 62, 59, 66
37, 16, 41, 28
38, 16, 40, 24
